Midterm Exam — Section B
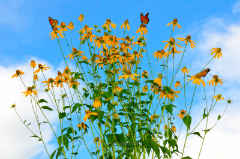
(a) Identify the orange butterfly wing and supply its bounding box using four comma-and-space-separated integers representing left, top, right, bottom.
48, 17, 54, 26
140, 13, 144, 24
140, 12, 149, 25
145, 12, 149, 24
195, 68, 210, 78
48, 17, 58, 29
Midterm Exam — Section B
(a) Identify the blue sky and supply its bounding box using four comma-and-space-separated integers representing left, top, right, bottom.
0, 0, 237, 66
1, 0, 240, 159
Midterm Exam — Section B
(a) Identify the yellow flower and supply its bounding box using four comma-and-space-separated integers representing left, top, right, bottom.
151, 84, 161, 94
67, 54, 74, 60
12, 69, 24, 78
133, 50, 143, 59
102, 19, 116, 31
81, 25, 94, 34
174, 81, 181, 88
159, 86, 180, 101
30, 60, 36, 68
213, 94, 224, 101
55, 74, 64, 88
119, 69, 138, 81
171, 126, 176, 133
181, 67, 190, 74
63, 66, 71, 79
113, 113, 119, 119
42, 78, 55, 89
68, 78, 79, 89
34, 64, 49, 74
208, 75, 223, 86
164, 125, 168, 130
153, 50, 167, 59
178, 110, 186, 119
83, 110, 98, 121
211, 48, 222, 59
60, 22, 68, 31
154, 74, 163, 87
67, 22, 74, 30
78, 14, 84, 22
113, 86, 122, 94
162, 37, 182, 50
136, 24, 148, 35
94, 137, 101, 147
177, 35, 195, 48
150, 114, 159, 121
120, 42, 132, 53
94, 137, 100, 143
93, 98, 102, 108
166, 47, 182, 56
23, 86, 37, 97
67, 48, 83, 60
50, 28, 64, 40
142, 85, 148, 93
82, 56, 88, 60
142, 70, 148, 78
167, 18, 181, 31
81, 29, 95, 42
189, 75, 206, 87
77, 122, 88, 132
33, 74, 38, 81
121, 19, 130, 30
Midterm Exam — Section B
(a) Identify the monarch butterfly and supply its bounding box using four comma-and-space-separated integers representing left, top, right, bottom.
48, 17, 58, 29
195, 68, 210, 78
140, 12, 149, 25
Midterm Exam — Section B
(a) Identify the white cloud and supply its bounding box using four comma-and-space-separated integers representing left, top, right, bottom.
232, 1, 240, 14
0, 59, 57, 159
180, 99, 239, 159
178, 7, 240, 158
197, 18, 240, 85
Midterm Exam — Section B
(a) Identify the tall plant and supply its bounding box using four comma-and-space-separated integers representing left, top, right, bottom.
11, 14, 231, 159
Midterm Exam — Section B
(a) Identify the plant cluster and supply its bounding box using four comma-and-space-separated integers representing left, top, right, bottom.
11, 14, 231, 159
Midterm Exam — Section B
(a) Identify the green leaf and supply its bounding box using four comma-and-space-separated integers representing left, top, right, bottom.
160, 146, 171, 157
145, 80, 154, 83
72, 152, 78, 156
78, 60, 89, 65
57, 136, 62, 146
160, 64, 167, 68
151, 138, 161, 158
72, 103, 81, 113
183, 114, 192, 130
217, 114, 221, 120
162, 104, 176, 115
63, 105, 70, 111
38, 99, 48, 103
59, 112, 66, 119
50, 150, 56, 159
62, 135, 69, 150
41, 106, 53, 111
203, 108, 208, 119
204, 128, 211, 134
31, 135, 42, 141
115, 133, 126, 144
181, 156, 192, 159
191, 132, 202, 138
56, 147, 64, 159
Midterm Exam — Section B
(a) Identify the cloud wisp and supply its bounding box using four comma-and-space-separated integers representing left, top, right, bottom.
0, 59, 58, 159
